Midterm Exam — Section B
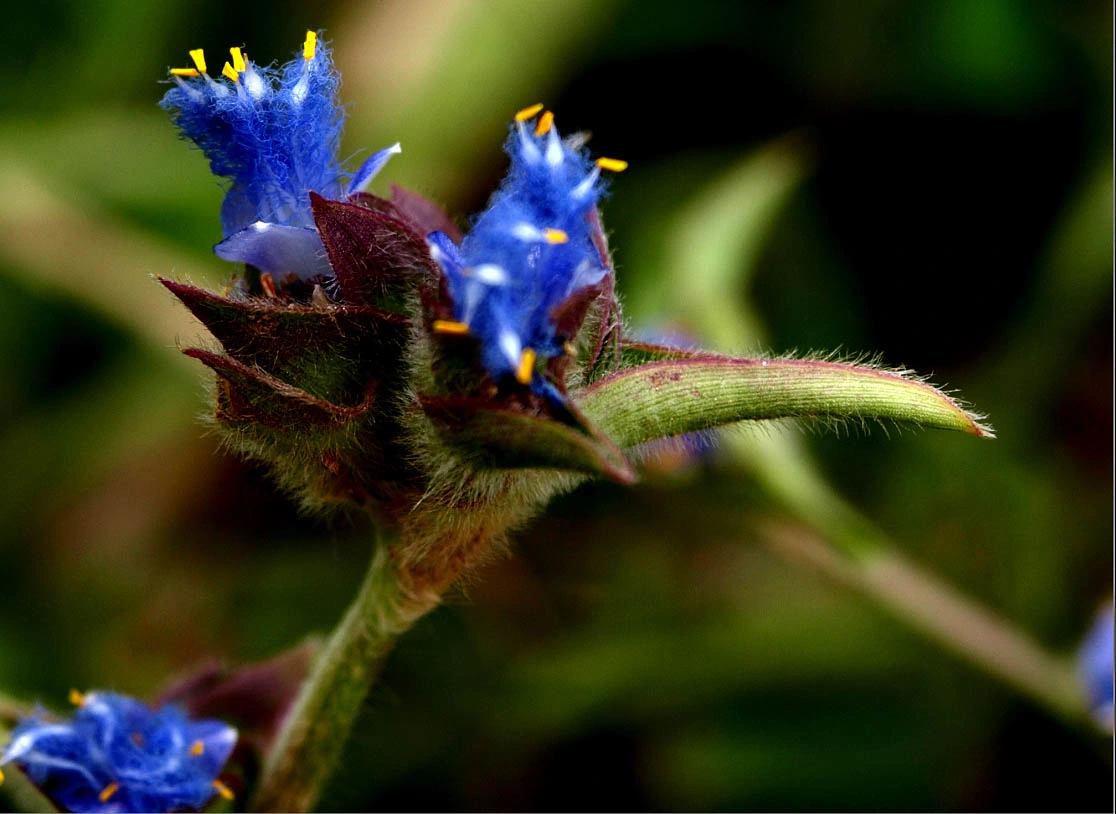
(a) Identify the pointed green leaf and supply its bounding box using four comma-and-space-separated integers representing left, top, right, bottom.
184, 348, 375, 429
576, 357, 993, 447
420, 395, 636, 484
161, 278, 410, 405
310, 193, 440, 310
616, 339, 705, 368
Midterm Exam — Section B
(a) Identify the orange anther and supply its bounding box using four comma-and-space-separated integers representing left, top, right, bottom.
535, 110, 555, 136
595, 157, 628, 172
432, 320, 470, 336
514, 103, 544, 122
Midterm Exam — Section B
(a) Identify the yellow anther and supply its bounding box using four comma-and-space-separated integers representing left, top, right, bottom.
68, 688, 86, 707
303, 30, 317, 61
0, 765, 6, 785
542, 228, 568, 244
190, 740, 205, 757
595, 157, 628, 172
98, 783, 120, 803
514, 103, 544, 122
188, 48, 206, 74
212, 780, 235, 801
230, 47, 246, 73
432, 320, 470, 336
170, 68, 200, 77
535, 110, 555, 137
221, 62, 239, 82
516, 348, 537, 385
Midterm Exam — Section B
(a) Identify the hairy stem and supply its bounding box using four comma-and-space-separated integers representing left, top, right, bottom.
250, 506, 506, 813
250, 538, 436, 813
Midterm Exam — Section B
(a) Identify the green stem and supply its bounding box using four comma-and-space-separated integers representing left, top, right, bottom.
736, 432, 1097, 733
762, 520, 1094, 731
250, 537, 437, 812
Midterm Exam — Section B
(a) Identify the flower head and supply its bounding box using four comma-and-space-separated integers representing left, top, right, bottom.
159, 31, 400, 280
1078, 601, 1114, 732
427, 104, 625, 401
0, 690, 237, 813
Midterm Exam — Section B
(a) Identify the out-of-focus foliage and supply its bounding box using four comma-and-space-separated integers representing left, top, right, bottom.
0, 0, 1110, 811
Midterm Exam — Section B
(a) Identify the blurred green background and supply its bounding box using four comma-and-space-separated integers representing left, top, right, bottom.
0, 0, 1111, 810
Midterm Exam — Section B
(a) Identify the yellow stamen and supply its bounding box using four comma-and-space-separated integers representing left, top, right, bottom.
212, 780, 235, 801
190, 740, 205, 756
542, 228, 568, 244
188, 48, 206, 74
98, 783, 120, 803
516, 348, 536, 385
230, 47, 246, 73
1, 765, 6, 785
303, 30, 317, 61
535, 110, 555, 137
170, 68, 200, 77
432, 320, 470, 336
514, 102, 544, 122
595, 157, 628, 172
68, 689, 85, 707
221, 62, 239, 82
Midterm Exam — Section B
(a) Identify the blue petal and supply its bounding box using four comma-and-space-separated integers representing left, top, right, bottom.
1, 692, 237, 814
428, 113, 610, 395
1078, 602, 1114, 729
348, 143, 402, 195
184, 718, 238, 776
160, 33, 348, 241
215, 221, 331, 279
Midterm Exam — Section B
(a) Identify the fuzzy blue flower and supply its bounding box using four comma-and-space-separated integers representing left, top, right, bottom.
428, 105, 625, 399
160, 30, 400, 280
0, 690, 237, 813
1078, 602, 1114, 731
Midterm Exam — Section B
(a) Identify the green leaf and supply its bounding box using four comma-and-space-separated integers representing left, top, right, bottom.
184, 349, 375, 429
161, 278, 409, 406
420, 395, 636, 483
576, 357, 993, 446
616, 338, 705, 368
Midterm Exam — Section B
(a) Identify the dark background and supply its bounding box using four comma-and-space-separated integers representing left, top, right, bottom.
0, 0, 1111, 810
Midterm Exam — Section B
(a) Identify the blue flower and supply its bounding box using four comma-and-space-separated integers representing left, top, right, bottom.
160, 30, 400, 280
427, 104, 626, 400
1078, 601, 1114, 731
0, 690, 237, 813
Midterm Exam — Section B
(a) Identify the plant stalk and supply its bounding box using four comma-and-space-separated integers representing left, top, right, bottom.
761, 520, 1094, 730
250, 537, 437, 812
723, 431, 1099, 732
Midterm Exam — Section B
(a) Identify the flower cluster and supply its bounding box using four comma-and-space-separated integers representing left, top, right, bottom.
0, 690, 237, 813
154, 30, 639, 527
428, 103, 625, 401
154, 29, 987, 558
159, 31, 400, 281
